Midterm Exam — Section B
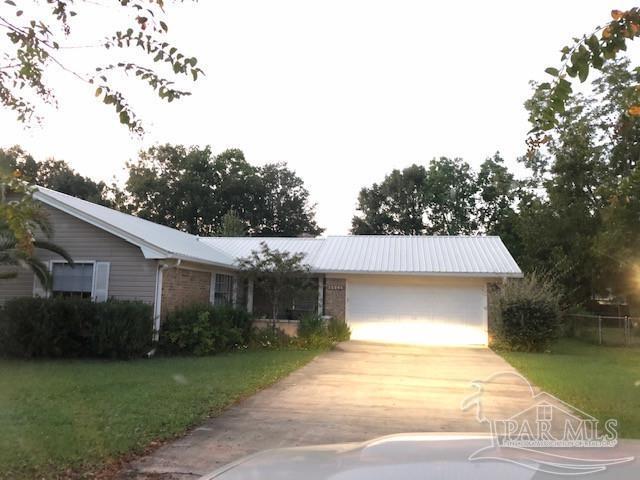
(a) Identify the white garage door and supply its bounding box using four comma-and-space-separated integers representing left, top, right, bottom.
346, 278, 487, 346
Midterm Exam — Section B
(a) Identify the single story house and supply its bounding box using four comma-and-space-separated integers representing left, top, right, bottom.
0, 187, 522, 346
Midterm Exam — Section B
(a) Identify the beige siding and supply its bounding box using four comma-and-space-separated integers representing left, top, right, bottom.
0, 204, 158, 305
0, 266, 34, 302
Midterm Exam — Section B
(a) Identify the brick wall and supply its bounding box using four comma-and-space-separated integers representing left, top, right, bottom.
161, 268, 211, 315
253, 319, 299, 337
324, 278, 346, 320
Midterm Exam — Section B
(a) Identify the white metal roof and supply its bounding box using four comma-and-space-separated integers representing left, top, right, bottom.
34, 187, 235, 267
36, 187, 522, 277
202, 236, 522, 277
200, 237, 326, 265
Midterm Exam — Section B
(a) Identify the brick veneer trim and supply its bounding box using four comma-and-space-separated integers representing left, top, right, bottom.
324, 277, 346, 320
161, 268, 212, 316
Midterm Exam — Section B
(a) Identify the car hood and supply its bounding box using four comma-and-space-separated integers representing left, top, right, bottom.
198, 433, 640, 480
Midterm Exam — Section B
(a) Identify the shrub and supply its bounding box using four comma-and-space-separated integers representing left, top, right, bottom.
213, 304, 254, 342
93, 300, 154, 359
0, 297, 98, 357
249, 326, 295, 349
0, 297, 153, 359
297, 313, 326, 338
492, 273, 562, 352
158, 304, 252, 355
159, 308, 216, 356
296, 314, 351, 348
327, 317, 351, 341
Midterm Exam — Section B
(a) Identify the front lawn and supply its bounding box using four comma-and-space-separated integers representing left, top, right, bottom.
0, 349, 321, 479
500, 339, 640, 439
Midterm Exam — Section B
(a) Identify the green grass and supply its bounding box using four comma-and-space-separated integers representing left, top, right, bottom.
500, 339, 640, 439
0, 349, 321, 479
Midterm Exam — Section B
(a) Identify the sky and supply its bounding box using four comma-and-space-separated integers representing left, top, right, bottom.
2, 0, 639, 235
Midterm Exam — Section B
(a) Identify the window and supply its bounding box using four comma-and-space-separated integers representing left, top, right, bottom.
214, 273, 234, 306
51, 262, 94, 298
537, 404, 553, 422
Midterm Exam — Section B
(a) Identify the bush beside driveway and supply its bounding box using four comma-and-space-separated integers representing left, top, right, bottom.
0, 349, 322, 479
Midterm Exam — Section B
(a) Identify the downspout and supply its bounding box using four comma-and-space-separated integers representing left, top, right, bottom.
318, 275, 324, 316
148, 259, 181, 357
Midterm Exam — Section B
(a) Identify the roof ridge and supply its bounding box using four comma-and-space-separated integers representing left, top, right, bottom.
324, 234, 500, 238
202, 234, 501, 240
203, 236, 324, 240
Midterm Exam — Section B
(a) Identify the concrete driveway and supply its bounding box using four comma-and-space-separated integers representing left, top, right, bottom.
124, 342, 537, 479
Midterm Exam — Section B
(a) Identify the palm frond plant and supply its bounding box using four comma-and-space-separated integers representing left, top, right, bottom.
0, 173, 73, 290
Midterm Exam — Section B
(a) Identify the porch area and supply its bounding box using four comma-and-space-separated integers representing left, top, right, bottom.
244, 276, 345, 334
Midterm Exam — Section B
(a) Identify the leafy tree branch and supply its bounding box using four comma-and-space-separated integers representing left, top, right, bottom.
0, 0, 202, 134
528, 7, 640, 151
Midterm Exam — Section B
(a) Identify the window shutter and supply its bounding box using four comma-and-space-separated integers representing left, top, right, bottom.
92, 262, 110, 302
209, 272, 216, 304
232, 277, 238, 306
32, 261, 50, 298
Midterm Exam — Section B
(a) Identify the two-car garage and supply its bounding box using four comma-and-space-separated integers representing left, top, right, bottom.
345, 276, 489, 346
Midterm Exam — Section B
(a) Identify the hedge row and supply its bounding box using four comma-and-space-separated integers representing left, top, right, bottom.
0, 298, 350, 359
0, 297, 153, 359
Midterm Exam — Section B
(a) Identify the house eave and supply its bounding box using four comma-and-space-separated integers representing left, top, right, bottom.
310, 270, 524, 278
168, 252, 236, 269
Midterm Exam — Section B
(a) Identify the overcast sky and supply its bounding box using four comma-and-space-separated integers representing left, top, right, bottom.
1, 1, 639, 235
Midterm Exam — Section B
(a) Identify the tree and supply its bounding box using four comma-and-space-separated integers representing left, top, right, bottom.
521, 86, 603, 304
0, 1, 203, 134
528, 7, 640, 149
351, 183, 392, 235
477, 154, 516, 233
0, 146, 114, 206
588, 62, 640, 299
237, 242, 311, 328
0, 145, 39, 180
593, 167, 640, 299
352, 165, 427, 235
0, 172, 73, 289
125, 144, 217, 234
476, 153, 521, 257
256, 163, 322, 237
211, 148, 262, 232
125, 145, 323, 236
423, 157, 478, 234
520, 58, 640, 305
352, 158, 494, 236
216, 210, 247, 237
592, 57, 640, 179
